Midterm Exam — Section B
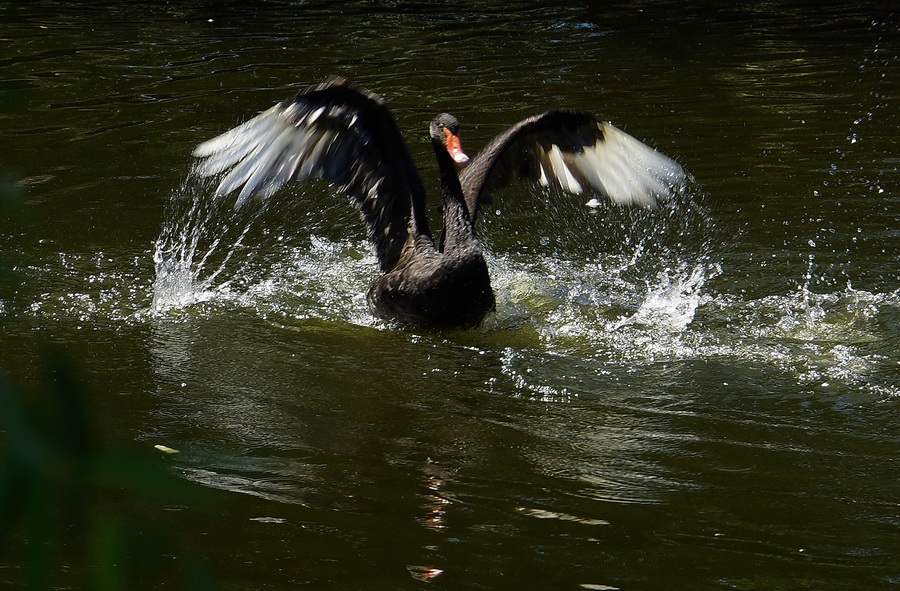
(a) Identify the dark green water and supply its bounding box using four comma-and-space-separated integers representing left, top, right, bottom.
2, 1, 899, 589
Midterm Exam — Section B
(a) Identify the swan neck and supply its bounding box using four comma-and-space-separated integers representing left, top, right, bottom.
432, 139, 476, 249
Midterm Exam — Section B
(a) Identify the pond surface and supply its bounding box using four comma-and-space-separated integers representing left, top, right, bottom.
2, 1, 899, 589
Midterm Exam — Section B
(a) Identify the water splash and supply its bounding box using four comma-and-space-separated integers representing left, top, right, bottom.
151, 176, 261, 313
146, 168, 898, 403
613, 262, 717, 332
150, 174, 380, 326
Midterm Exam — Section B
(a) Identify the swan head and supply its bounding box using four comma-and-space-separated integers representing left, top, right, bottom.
430, 113, 470, 166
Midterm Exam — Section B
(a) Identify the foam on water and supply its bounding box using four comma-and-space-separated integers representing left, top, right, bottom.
484, 249, 897, 402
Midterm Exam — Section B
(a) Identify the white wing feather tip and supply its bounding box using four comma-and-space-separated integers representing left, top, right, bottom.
581, 122, 685, 206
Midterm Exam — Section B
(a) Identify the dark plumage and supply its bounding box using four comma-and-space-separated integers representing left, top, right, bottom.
192, 79, 684, 328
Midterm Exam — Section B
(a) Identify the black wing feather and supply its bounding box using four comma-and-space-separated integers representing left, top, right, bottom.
193, 79, 428, 272
460, 109, 685, 221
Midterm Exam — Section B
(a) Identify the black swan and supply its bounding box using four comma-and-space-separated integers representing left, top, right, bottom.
192, 79, 684, 328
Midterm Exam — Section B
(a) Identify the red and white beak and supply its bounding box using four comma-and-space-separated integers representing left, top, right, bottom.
443, 127, 470, 166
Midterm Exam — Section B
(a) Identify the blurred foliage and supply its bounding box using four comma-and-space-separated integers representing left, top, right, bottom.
0, 90, 217, 589
0, 355, 218, 591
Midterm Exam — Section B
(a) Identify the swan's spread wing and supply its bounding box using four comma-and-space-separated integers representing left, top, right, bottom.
193, 79, 427, 271
460, 110, 684, 218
